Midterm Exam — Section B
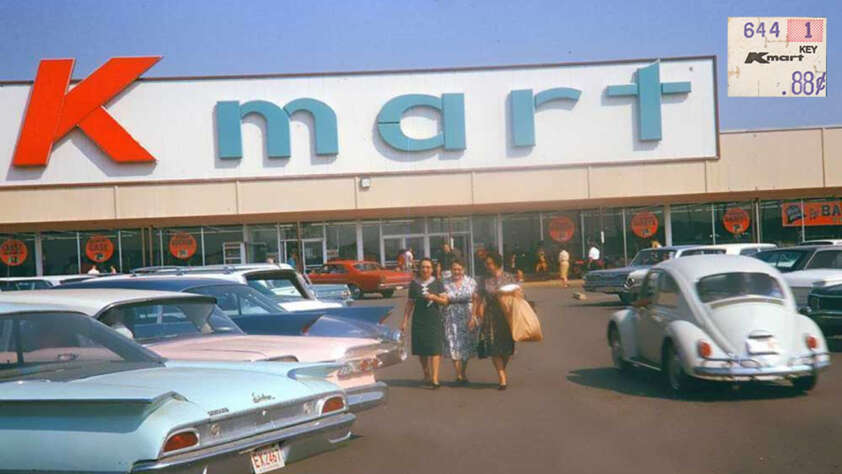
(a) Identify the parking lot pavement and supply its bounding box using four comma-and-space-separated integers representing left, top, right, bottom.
290, 287, 842, 474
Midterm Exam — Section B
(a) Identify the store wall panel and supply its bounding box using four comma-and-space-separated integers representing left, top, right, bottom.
709, 129, 823, 193
239, 178, 355, 213
357, 174, 472, 209
589, 161, 706, 198
117, 182, 238, 219
0, 187, 115, 224
473, 168, 588, 204
822, 128, 842, 187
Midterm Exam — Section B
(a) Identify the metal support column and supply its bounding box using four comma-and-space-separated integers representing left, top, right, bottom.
664, 204, 673, 246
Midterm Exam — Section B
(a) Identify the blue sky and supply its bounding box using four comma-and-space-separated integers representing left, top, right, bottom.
0, 0, 837, 130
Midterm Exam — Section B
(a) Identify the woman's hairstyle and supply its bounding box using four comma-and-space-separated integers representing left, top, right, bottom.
485, 252, 503, 269
450, 258, 465, 268
417, 257, 434, 274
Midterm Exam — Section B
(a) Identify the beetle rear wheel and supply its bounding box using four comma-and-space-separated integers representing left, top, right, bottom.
609, 326, 630, 372
793, 375, 817, 392
664, 344, 696, 396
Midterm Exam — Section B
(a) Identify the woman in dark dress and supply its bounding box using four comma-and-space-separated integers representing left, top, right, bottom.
401, 258, 448, 388
477, 252, 518, 390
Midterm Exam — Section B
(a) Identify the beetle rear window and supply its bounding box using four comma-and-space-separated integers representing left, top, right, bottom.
696, 272, 785, 303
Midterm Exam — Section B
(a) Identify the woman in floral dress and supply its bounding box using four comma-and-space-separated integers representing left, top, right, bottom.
441, 259, 478, 384
477, 252, 518, 390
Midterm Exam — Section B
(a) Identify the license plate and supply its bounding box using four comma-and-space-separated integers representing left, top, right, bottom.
746, 337, 779, 355
251, 444, 285, 473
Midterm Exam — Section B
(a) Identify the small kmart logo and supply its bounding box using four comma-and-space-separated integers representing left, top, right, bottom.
13, 56, 160, 167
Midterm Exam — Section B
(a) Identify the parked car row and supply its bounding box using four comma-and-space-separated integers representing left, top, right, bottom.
0, 263, 407, 472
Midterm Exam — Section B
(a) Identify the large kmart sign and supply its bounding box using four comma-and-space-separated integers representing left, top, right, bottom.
0, 56, 717, 187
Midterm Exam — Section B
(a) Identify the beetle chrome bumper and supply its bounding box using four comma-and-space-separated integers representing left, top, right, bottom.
131, 412, 355, 473
692, 353, 831, 381
346, 381, 389, 413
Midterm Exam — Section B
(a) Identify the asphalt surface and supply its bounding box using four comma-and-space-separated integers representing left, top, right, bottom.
289, 286, 842, 474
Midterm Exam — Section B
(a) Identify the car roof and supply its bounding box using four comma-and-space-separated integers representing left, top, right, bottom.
0, 275, 94, 283
0, 301, 77, 315
0, 288, 213, 316
655, 255, 780, 282
133, 263, 295, 274
60, 276, 238, 292
640, 245, 698, 251
695, 243, 776, 250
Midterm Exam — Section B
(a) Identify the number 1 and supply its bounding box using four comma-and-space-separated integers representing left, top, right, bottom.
805, 21, 812, 38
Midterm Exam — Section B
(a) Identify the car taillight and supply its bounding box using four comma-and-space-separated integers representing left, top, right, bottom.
337, 357, 381, 378
697, 340, 712, 358
321, 396, 345, 414
163, 430, 199, 453
806, 335, 818, 350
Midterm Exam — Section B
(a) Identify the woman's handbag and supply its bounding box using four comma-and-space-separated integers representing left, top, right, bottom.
499, 293, 544, 342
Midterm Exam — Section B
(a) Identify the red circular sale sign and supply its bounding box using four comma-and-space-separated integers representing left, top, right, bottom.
723, 207, 751, 235
630, 211, 659, 238
169, 232, 197, 260
547, 216, 576, 243
0, 239, 28, 266
85, 235, 114, 263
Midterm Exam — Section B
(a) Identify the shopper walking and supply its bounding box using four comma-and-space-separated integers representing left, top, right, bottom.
558, 247, 570, 287
477, 252, 517, 390
586, 241, 600, 271
441, 259, 478, 384
401, 258, 448, 388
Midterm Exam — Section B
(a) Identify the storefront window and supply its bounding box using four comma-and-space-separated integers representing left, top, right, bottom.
626, 206, 665, 259
381, 218, 425, 236
0, 233, 37, 277
79, 231, 120, 274
362, 222, 381, 263
42, 231, 80, 275
541, 212, 580, 266
325, 222, 357, 261
301, 222, 324, 239
713, 202, 756, 244
119, 229, 145, 272
671, 203, 714, 245
202, 225, 244, 265
582, 209, 625, 267
502, 213, 541, 274
759, 200, 803, 245
162, 227, 203, 266
247, 225, 280, 264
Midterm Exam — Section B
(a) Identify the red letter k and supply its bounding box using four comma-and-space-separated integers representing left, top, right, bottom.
13, 56, 161, 167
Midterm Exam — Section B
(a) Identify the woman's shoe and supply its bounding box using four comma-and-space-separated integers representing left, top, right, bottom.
456, 378, 469, 386
432, 383, 441, 390
497, 384, 507, 391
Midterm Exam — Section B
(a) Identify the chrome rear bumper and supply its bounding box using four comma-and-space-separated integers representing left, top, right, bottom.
132, 412, 355, 473
346, 381, 389, 413
693, 354, 830, 381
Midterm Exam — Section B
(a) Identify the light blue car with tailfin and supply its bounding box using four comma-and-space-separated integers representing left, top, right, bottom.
0, 302, 355, 473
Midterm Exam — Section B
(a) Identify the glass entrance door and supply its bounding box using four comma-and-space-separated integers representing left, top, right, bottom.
302, 239, 325, 272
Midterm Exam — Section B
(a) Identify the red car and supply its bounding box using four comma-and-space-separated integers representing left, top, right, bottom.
308, 260, 412, 299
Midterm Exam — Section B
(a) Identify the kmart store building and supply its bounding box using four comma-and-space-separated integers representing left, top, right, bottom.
0, 55, 840, 277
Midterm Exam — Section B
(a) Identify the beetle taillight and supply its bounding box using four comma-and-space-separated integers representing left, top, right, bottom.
806, 335, 819, 350
697, 340, 712, 358
163, 430, 199, 453
321, 396, 345, 414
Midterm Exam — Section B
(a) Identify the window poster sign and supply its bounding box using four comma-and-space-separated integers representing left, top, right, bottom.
782, 201, 842, 227
722, 207, 751, 234
630, 211, 659, 238
85, 235, 115, 263
547, 216, 576, 243
0, 239, 28, 266
169, 232, 198, 259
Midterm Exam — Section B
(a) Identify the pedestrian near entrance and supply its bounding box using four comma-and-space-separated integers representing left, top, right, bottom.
401, 258, 448, 388
441, 259, 478, 384
438, 242, 461, 279
586, 242, 600, 271
558, 248, 570, 287
286, 251, 298, 270
477, 252, 517, 390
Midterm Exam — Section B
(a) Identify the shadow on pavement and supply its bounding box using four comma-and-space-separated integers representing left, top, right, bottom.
567, 367, 805, 402
383, 378, 500, 390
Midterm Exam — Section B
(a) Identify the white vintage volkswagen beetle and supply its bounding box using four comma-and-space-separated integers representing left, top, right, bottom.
607, 255, 830, 394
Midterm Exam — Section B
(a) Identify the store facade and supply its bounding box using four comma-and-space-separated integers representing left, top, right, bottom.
0, 55, 840, 277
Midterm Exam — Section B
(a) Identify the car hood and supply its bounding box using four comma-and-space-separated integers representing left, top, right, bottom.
703, 299, 796, 357
586, 266, 646, 278
783, 269, 842, 288
147, 334, 374, 362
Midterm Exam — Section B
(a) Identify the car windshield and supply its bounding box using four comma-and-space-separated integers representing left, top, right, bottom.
97, 300, 243, 343
754, 250, 809, 272
805, 250, 842, 270
630, 249, 675, 266
246, 273, 312, 300
696, 272, 785, 303
354, 263, 381, 271
0, 311, 162, 382
189, 284, 287, 317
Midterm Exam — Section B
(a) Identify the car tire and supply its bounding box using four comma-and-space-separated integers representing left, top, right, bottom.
663, 343, 695, 396
608, 326, 630, 372
792, 375, 818, 392
380, 289, 395, 298
619, 293, 633, 305
348, 284, 362, 300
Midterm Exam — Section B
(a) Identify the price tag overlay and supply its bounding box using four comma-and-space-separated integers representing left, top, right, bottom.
728, 17, 827, 97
